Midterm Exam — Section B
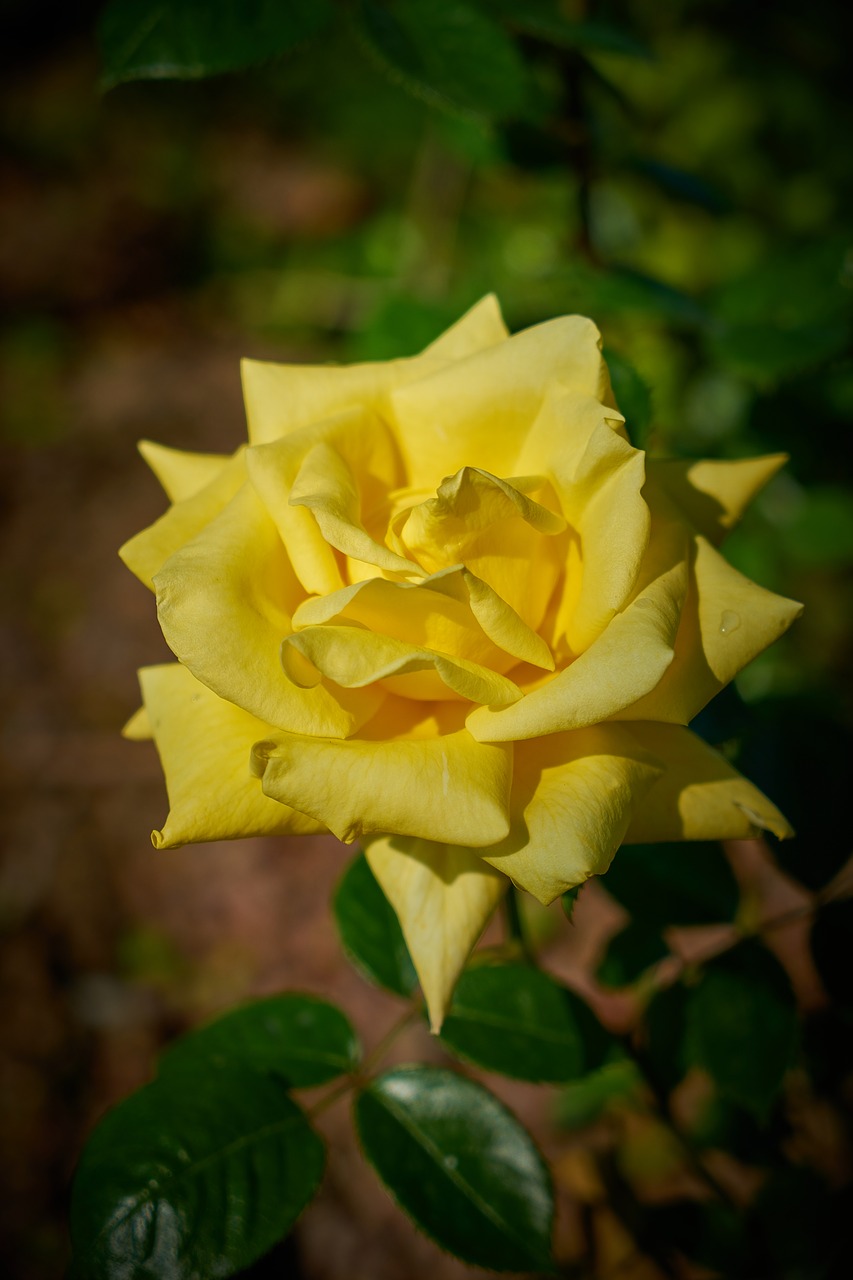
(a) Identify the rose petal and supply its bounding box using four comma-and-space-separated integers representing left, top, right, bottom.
364, 836, 506, 1032
253, 728, 512, 847
389, 315, 608, 489
392, 467, 567, 630
466, 511, 687, 740
648, 454, 788, 545
241, 295, 508, 447
549, 410, 650, 653
119, 449, 246, 590
618, 533, 803, 726
246, 407, 407, 595
289, 440, 420, 578
421, 292, 509, 358
122, 705, 151, 740
154, 483, 382, 736
137, 440, 232, 503
292, 567, 552, 675
480, 725, 663, 904
139, 664, 325, 849
622, 722, 793, 841
281, 624, 523, 705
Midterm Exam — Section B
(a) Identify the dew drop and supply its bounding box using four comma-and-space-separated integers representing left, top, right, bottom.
719, 610, 741, 635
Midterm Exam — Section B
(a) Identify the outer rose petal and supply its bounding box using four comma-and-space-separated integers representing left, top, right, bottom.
119, 449, 247, 590
122, 706, 151, 740
364, 836, 506, 1032
241, 295, 508, 446
421, 293, 509, 358
622, 723, 792, 841
154, 483, 383, 736
252, 730, 512, 846
618, 534, 803, 726
137, 440, 233, 503
389, 315, 610, 489
480, 726, 663, 905
647, 454, 788, 545
139, 664, 325, 848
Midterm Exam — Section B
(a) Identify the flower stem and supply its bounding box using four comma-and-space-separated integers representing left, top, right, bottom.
308, 1005, 421, 1119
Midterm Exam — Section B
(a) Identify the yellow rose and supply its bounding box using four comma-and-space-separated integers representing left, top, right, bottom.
121, 296, 801, 1029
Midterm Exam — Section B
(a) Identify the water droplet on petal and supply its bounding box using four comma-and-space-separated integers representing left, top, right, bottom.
719, 610, 741, 635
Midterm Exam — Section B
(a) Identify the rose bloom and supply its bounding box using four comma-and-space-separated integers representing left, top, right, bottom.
122, 297, 801, 1028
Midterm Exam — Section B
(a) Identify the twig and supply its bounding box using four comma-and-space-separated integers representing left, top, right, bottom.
307, 1005, 422, 1119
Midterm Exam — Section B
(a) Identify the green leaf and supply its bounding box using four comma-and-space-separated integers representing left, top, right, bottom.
98, 0, 333, 88
602, 842, 740, 927
708, 318, 849, 385
333, 851, 418, 998
557, 262, 708, 327
603, 347, 653, 446
686, 941, 798, 1120
597, 920, 669, 988
70, 1066, 324, 1279
158, 993, 360, 1088
632, 158, 729, 213
354, 0, 528, 119
561, 883, 583, 922
556, 1057, 642, 1131
483, 2, 652, 59
438, 962, 611, 1082
355, 1066, 554, 1272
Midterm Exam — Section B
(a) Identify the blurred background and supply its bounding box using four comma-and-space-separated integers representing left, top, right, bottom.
1, 1, 851, 1277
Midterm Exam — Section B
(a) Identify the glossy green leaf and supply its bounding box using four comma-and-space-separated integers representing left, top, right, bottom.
354, 0, 528, 119
355, 1066, 553, 1272
70, 1066, 324, 1279
158, 993, 360, 1087
686, 941, 798, 1120
333, 851, 418, 998
597, 920, 669, 988
438, 962, 611, 1082
603, 841, 740, 927
98, 0, 332, 88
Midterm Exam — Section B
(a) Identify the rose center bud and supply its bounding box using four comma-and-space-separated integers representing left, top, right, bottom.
388, 466, 569, 636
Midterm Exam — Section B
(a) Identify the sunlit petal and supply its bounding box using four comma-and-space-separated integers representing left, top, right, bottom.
139, 664, 325, 849
481, 726, 662, 904
365, 836, 506, 1032
622, 722, 793, 841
